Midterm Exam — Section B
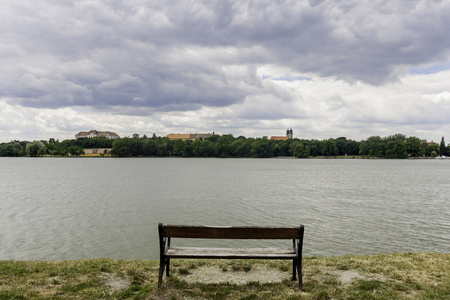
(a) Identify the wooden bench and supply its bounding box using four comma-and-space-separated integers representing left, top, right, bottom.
158, 223, 305, 290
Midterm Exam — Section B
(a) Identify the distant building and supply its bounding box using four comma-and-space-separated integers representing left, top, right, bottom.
133, 133, 139, 138
270, 128, 293, 141
165, 133, 214, 141
75, 130, 120, 139
82, 148, 112, 156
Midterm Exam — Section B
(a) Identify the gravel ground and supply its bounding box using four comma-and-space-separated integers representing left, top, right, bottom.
179, 265, 387, 286
179, 264, 291, 284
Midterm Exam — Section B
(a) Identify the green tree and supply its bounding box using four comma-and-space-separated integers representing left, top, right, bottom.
294, 143, 310, 158
25, 141, 46, 157
157, 139, 172, 156
192, 139, 218, 157
335, 137, 348, 155
320, 139, 339, 156
206, 134, 220, 143
250, 137, 273, 158
172, 139, 185, 156
406, 137, 422, 157
426, 143, 439, 157
307, 140, 321, 156
385, 140, 408, 159
360, 136, 385, 157
386, 134, 407, 142
215, 134, 234, 157
232, 138, 252, 157
46, 138, 59, 156
0, 142, 23, 156
346, 140, 360, 155
182, 140, 194, 157
439, 137, 446, 156
278, 140, 292, 156
68, 146, 84, 156
288, 140, 300, 156
111, 138, 132, 157
129, 138, 144, 156
142, 139, 158, 156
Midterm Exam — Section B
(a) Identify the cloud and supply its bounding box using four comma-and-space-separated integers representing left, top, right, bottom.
1, 0, 450, 142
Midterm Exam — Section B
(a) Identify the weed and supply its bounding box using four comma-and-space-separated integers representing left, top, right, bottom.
336, 263, 350, 270
178, 268, 190, 275
60, 279, 102, 293
241, 294, 258, 300
355, 279, 383, 291
114, 285, 147, 299
279, 264, 289, 272
126, 268, 147, 285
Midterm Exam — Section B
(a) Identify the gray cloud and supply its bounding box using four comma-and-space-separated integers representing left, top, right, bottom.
2, 0, 450, 112
1, 0, 450, 142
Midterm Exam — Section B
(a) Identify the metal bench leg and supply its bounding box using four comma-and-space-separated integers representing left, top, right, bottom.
158, 223, 167, 288
166, 258, 170, 277
297, 261, 303, 291
158, 259, 165, 288
292, 258, 297, 280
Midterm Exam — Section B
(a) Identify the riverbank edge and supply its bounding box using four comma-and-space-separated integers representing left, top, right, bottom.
18, 154, 439, 159
1, 252, 449, 299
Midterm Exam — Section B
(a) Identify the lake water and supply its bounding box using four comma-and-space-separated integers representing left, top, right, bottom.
1, 157, 449, 261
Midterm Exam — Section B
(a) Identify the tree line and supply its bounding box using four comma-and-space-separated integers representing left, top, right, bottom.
1, 134, 449, 158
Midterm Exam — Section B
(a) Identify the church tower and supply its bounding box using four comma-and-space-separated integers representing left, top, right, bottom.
286, 128, 293, 139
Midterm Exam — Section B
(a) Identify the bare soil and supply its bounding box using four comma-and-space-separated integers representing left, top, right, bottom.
180, 264, 290, 284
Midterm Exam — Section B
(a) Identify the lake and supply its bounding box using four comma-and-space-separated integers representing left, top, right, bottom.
1, 157, 449, 260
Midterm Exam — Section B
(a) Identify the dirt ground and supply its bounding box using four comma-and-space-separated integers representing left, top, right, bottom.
176, 264, 386, 285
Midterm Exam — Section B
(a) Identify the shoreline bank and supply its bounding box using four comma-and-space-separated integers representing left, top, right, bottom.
1, 252, 448, 299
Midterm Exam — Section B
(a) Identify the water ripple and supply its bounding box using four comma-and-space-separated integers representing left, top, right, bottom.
1, 157, 449, 260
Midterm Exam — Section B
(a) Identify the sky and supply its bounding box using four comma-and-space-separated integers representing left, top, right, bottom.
1, 0, 450, 143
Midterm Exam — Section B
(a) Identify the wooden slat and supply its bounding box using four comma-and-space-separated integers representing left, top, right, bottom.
163, 225, 300, 239
166, 247, 297, 259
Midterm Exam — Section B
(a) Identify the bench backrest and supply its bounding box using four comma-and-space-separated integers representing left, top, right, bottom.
160, 224, 303, 239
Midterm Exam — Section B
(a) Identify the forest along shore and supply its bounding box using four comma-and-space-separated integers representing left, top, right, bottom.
2, 133, 448, 158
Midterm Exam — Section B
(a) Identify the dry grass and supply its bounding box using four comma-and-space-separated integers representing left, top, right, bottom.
0, 253, 448, 299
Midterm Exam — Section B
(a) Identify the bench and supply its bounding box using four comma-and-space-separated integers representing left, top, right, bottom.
158, 223, 305, 290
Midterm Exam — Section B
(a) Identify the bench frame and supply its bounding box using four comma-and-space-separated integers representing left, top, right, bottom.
158, 223, 305, 290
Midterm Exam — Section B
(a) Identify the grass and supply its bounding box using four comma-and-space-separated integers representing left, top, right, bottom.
0, 253, 448, 299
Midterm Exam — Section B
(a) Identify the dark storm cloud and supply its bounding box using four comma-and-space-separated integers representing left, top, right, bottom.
1, 0, 450, 112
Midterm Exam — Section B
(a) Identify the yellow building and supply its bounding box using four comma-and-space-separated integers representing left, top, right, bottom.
270, 129, 293, 141
165, 133, 213, 141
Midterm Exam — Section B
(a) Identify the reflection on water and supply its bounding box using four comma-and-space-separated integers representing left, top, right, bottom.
1, 157, 449, 260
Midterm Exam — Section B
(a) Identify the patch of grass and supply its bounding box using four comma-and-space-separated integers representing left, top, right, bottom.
178, 267, 190, 275
114, 284, 151, 299
0, 253, 449, 299
60, 278, 102, 293
0, 287, 28, 300
354, 279, 384, 291
228, 261, 253, 272
336, 262, 350, 270
240, 294, 258, 300
279, 264, 290, 272
0, 259, 156, 299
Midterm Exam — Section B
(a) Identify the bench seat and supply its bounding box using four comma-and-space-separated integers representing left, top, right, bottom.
166, 247, 297, 259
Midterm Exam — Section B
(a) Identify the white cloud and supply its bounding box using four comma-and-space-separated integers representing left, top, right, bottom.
423, 91, 450, 105
2, 0, 450, 143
